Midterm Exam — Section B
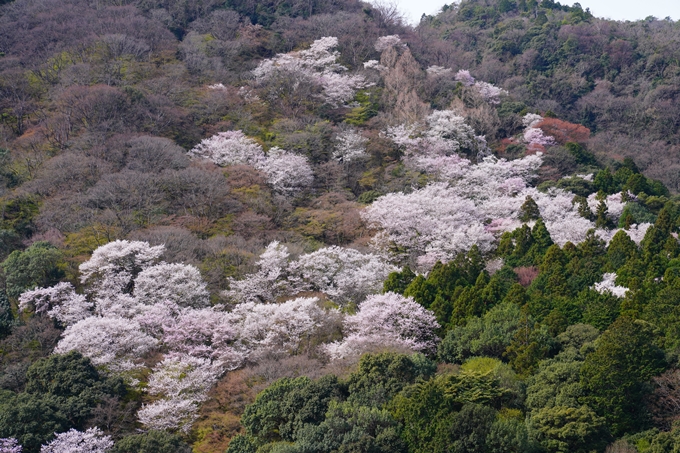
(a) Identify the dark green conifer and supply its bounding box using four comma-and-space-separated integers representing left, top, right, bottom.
573, 195, 594, 220
383, 267, 416, 294
519, 195, 541, 222
606, 230, 639, 272
0, 289, 13, 339
595, 201, 612, 228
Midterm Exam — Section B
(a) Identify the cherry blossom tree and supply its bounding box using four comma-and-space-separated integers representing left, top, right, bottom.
473, 81, 507, 104
455, 69, 475, 86
0, 438, 22, 453
254, 147, 313, 195
522, 113, 543, 128
224, 241, 291, 304
226, 243, 396, 304
524, 127, 555, 147
161, 307, 244, 367
146, 355, 222, 400
18, 282, 92, 326
333, 129, 368, 163
137, 354, 224, 433
79, 240, 164, 299
137, 398, 199, 434
232, 297, 340, 357
287, 246, 398, 303
374, 35, 403, 52
40, 428, 112, 453
593, 273, 629, 298
133, 263, 210, 308
189, 132, 313, 195
188, 130, 264, 167
253, 37, 370, 107
324, 292, 439, 359
54, 316, 158, 373
426, 65, 452, 77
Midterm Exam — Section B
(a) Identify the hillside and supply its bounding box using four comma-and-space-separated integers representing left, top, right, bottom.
0, 0, 680, 452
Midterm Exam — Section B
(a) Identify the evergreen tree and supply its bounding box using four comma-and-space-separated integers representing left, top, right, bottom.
595, 201, 611, 228
519, 195, 541, 222
0, 289, 13, 339
594, 167, 615, 194
581, 317, 666, 436
383, 267, 416, 294
606, 230, 639, 272
573, 195, 594, 220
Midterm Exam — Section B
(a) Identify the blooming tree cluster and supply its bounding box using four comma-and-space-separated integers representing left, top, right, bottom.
454, 69, 475, 86
188, 131, 264, 167
40, 428, 113, 453
19, 239, 376, 432
426, 65, 452, 77
385, 109, 485, 170
451, 69, 507, 103
522, 113, 556, 152
0, 438, 21, 453
189, 131, 313, 194
54, 316, 158, 373
19, 282, 92, 326
224, 242, 397, 304
474, 81, 508, 104
593, 273, 629, 298
254, 147, 314, 195
138, 355, 223, 433
324, 292, 439, 359
364, 148, 646, 264
253, 36, 371, 107
333, 129, 368, 162
374, 35, 404, 52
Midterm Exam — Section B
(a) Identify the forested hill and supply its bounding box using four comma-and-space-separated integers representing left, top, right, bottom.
1, 0, 680, 452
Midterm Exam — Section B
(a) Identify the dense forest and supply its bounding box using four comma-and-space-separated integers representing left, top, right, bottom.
1, 0, 680, 451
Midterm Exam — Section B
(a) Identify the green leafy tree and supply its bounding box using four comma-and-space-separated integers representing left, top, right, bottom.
0, 392, 71, 453
439, 302, 523, 364
0, 352, 125, 452
295, 401, 406, 453
595, 201, 612, 228
527, 405, 610, 453
580, 317, 666, 435
593, 168, 615, 194
240, 375, 343, 445
1, 241, 64, 299
112, 431, 192, 453
346, 353, 435, 407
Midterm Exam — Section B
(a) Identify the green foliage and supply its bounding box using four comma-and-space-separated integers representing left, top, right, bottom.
112, 430, 192, 453
346, 353, 436, 407
527, 405, 610, 453
295, 401, 407, 453
580, 317, 666, 436
439, 302, 523, 364
0, 289, 13, 339
519, 195, 540, 222
383, 267, 416, 294
0, 392, 71, 453
1, 241, 65, 299
0, 196, 39, 238
345, 89, 381, 126
0, 352, 124, 452
565, 142, 596, 166
241, 375, 343, 445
